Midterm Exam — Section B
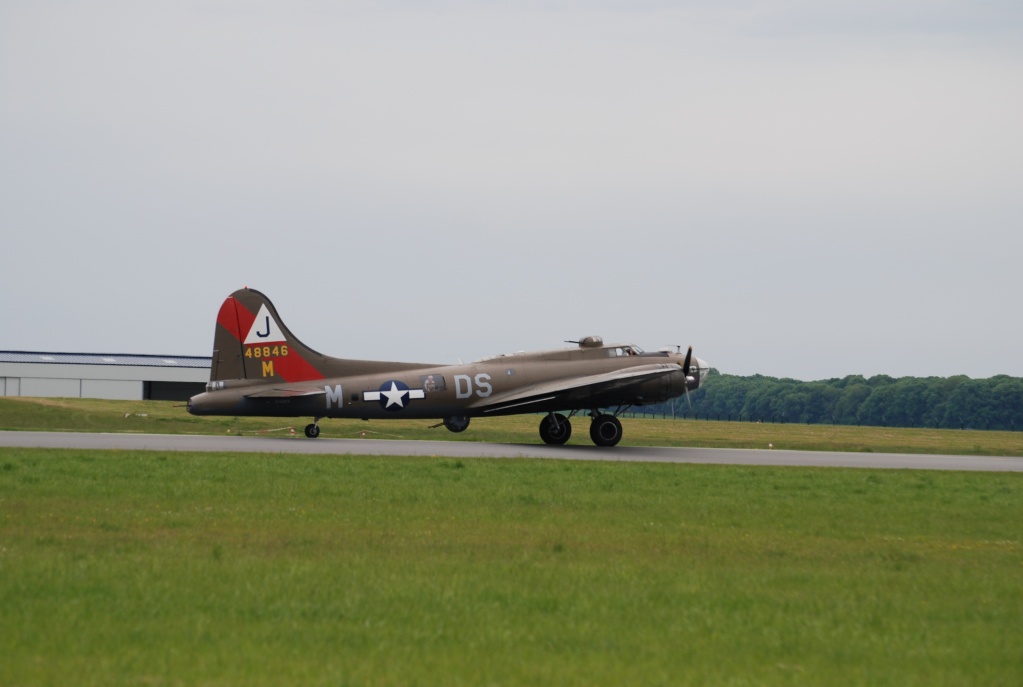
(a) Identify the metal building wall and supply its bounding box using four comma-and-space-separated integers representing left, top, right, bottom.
18, 377, 81, 397
82, 379, 145, 400
0, 358, 208, 400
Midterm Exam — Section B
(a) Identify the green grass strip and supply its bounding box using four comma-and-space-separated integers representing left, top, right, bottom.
2, 449, 1021, 685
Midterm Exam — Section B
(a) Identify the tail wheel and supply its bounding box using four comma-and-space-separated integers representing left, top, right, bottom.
304, 423, 321, 439
539, 413, 572, 445
589, 414, 622, 447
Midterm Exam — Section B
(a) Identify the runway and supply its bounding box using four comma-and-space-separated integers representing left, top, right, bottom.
2, 431, 1021, 472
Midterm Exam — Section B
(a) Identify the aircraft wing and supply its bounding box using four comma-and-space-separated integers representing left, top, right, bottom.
243, 387, 326, 398
473, 363, 683, 413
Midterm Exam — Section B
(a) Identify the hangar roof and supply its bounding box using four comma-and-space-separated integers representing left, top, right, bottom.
0, 351, 211, 368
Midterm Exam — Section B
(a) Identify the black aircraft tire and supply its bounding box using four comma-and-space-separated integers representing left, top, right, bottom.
539, 414, 572, 445
444, 416, 471, 433
589, 414, 622, 447
304, 423, 321, 439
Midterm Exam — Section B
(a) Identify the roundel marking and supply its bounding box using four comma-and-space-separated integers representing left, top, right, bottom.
363, 380, 426, 411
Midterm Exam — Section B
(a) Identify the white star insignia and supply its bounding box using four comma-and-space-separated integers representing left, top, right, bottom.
364, 382, 426, 409
380, 382, 408, 408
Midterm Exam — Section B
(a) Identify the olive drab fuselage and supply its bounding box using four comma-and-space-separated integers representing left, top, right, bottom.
187, 288, 709, 446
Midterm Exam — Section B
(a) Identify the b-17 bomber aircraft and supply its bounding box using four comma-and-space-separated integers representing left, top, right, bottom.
186, 288, 708, 447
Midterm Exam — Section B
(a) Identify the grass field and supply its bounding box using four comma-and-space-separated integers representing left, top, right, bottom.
2, 448, 1022, 686
2, 397, 1022, 684
3, 396, 1023, 456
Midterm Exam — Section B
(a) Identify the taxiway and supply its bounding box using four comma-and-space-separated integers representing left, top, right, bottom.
1, 431, 1020, 472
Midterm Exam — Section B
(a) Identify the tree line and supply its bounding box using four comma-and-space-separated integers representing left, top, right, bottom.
647, 371, 1023, 431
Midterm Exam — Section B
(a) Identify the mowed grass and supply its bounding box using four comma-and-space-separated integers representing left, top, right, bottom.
2, 449, 1021, 686
3, 396, 1023, 456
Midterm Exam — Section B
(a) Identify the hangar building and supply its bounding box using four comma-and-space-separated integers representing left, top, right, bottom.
0, 352, 211, 401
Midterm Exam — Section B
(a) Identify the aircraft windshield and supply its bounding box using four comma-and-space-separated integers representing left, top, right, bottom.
609, 345, 643, 357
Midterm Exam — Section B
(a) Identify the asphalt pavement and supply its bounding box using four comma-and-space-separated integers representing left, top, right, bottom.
2, 431, 1021, 472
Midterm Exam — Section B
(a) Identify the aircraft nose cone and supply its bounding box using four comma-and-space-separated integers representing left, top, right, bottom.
695, 358, 710, 384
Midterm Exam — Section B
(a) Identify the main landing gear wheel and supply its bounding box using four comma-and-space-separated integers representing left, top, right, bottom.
304, 423, 321, 439
589, 414, 622, 447
443, 416, 471, 433
539, 413, 572, 445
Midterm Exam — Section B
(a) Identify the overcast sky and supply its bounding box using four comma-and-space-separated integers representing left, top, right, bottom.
2, 1, 1021, 380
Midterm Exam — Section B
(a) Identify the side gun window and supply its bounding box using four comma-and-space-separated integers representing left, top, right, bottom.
420, 375, 445, 392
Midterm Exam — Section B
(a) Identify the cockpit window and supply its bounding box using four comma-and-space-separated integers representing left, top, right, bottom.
609, 346, 644, 357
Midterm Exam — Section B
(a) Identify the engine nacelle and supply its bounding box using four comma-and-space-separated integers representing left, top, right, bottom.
628, 369, 688, 405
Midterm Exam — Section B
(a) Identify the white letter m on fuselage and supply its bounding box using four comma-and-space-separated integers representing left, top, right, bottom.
325, 384, 343, 409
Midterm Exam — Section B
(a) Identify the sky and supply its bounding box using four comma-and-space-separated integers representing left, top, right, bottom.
2, 1, 1021, 381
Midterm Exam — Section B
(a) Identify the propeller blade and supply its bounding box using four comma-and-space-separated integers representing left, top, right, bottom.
678, 346, 694, 411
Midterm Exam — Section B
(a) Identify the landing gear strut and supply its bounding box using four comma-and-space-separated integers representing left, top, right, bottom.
304, 418, 322, 438
539, 413, 572, 445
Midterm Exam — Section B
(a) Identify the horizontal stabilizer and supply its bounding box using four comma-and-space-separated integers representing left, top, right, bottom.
243, 388, 326, 399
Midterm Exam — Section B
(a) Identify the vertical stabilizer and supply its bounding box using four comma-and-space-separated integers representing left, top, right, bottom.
208, 288, 327, 384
